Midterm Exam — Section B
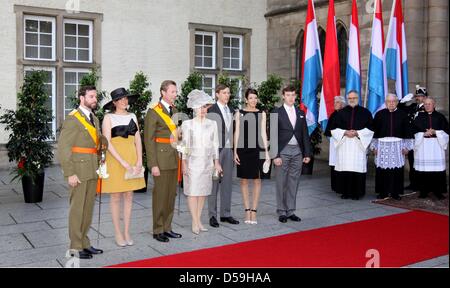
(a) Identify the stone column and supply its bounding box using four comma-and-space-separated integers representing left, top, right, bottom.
404, 0, 427, 94
426, 0, 448, 115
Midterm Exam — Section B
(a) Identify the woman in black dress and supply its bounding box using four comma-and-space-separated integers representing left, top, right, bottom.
233, 88, 270, 225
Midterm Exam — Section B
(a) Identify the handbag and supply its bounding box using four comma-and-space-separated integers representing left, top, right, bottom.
124, 167, 145, 180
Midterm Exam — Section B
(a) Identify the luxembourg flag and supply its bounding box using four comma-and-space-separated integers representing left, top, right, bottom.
318, 0, 340, 132
366, 0, 388, 116
385, 0, 409, 100
301, 0, 323, 135
345, 0, 361, 104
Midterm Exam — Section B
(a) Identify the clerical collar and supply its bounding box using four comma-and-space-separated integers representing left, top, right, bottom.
78, 105, 92, 118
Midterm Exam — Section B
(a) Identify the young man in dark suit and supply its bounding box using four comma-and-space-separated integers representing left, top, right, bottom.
272, 85, 312, 223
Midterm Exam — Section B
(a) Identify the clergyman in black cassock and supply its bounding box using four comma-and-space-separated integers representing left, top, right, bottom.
330, 92, 374, 200
371, 95, 413, 200
412, 98, 449, 199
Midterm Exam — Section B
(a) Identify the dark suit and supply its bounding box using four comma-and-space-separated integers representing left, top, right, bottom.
207, 103, 234, 218
272, 105, 312, 159
271, 105, 312, 217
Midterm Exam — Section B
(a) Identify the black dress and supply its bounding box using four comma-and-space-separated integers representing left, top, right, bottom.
236, 110, 269, 179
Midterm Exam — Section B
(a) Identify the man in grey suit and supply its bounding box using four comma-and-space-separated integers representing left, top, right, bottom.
272, 85, 312, 223
207, 84, 240, 228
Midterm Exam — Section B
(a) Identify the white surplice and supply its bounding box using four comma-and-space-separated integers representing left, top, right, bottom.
331, 128, 374, 173
414, 131, 449, 172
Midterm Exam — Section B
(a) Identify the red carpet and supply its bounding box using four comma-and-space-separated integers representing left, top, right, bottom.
110, 211, 448, 268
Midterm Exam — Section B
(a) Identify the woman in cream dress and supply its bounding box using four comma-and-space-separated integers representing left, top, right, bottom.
181, 90, 222, 235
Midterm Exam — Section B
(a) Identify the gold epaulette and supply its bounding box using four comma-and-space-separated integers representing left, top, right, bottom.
68, 109, 78, 116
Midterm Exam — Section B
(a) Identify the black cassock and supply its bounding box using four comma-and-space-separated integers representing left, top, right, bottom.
329, 105, 373, 199
412, 111, 449, 197
372, 109, 412, 198
324, 111, 339, 192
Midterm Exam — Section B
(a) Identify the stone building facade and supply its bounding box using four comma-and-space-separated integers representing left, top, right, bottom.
266, 0, 449, 116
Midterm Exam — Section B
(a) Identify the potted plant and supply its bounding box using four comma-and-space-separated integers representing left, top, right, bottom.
175, 72, 203, 117
0, 70, 54, 203
127, 71, 153, 192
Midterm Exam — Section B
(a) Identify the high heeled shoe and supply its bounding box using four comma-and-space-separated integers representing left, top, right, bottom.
199, 225, 208, 232
244, 208, 251, 224
250, 209, 258, 225
115, 238, 127, 247
192, 225, 200, 235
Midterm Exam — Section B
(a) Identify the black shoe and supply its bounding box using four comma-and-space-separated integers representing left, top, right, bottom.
164, 231, 182, 238
83, 246, 103, 255
209, 216, 219, 228
75, 250, 93, 259
153, 233, 169, 243
288, 214, 301, 222
278, 215, 288, 223
391, 195, 402, 201
220, 216, 240, 225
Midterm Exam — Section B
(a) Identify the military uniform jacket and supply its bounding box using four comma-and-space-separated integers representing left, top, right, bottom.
57, 108, 101, 181
144, 102, 179, 171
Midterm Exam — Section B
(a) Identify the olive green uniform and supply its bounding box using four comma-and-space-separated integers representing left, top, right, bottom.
144, 103, 179, 235
57, 108, 101, 250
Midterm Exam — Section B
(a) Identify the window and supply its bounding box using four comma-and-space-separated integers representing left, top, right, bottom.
24, 15, 56, 61
16, 5, 102, 139
223, 34, 243, 71
337, 23, 348, 87
64, 19, 93, 63
24, 67, 56, 138
64, 69, 90, 116
229, 76, 243, 104
195, 32, 216, 69
201, 75, 216, 97
318, 27, 326, 63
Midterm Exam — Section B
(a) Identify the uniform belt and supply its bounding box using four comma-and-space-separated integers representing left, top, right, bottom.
154, 137, 175, 144
71, 147, 98, 154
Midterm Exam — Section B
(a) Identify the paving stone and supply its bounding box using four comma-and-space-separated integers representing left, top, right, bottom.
0, 234, 33, 254
0, 222, 51, 236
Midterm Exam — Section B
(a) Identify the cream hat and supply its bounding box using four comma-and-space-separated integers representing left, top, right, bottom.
187, 89, 215, 109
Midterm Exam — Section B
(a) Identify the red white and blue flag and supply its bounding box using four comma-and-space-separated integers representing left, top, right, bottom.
367, 0, 388, 116
385, 0, 409, 99
345, 0, 361, 104
318, 0, 340, 132
301, 0, 323, 135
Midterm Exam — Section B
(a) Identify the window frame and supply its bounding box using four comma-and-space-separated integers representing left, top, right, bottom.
223, 34, 243, 71
201, 74, 216, 97
194, 31, 217, 70
63, 18, 94, 63
23, 15, 56, 61
63, 68, 90, 117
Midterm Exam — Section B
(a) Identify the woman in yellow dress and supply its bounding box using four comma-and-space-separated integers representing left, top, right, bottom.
102, 88, 145, 247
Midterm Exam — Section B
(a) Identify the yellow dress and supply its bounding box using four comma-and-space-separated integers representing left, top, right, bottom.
102, 113, 145, 193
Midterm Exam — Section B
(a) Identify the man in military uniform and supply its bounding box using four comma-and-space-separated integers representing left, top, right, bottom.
399, 85, 428, 191
57, 85, 107, 259
144, 80, 182, 243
